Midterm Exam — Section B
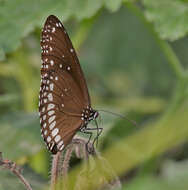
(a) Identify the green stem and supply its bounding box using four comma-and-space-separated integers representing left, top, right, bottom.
12, 50, 39, 112
125, 2, 187, 116
125, 2, 184, 80
157, 41, 184, 80
164, 76, 187, 118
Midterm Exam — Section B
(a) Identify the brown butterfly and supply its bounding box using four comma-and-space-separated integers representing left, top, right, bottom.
39, 15, 102, 154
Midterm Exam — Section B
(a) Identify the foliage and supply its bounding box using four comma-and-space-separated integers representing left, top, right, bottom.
143, 0, 188, 41
0, 0, 188, 190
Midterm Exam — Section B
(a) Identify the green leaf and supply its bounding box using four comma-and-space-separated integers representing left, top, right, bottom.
66, 103, 188, 189
123, 160, 188, 190
143, 0, 188, 41
0, 112, 43, 160
0, 47, 5, 61
0, 0, 108, 60
66, 0, 103, 20
0, 94, 19, 106
104, 0, 122, 12
81, 6, 175, 97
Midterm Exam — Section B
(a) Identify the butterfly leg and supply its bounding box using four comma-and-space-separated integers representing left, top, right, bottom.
80, 125, 103, 153
93, 119, 103, 147
80, 127, 93, 152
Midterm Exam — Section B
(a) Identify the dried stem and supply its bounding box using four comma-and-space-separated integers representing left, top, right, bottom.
50, 151, 62, 190
61, 144, 75, 177
0, 152, 33, 190
49, 137, 121, 190
72, 136, 96, 160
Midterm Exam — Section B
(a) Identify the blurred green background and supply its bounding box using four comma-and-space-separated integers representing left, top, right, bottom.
0, 0, 188, 189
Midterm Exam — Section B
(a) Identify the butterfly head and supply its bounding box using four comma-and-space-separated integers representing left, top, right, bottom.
81, 107, 99, 123
89, 109, 99, 121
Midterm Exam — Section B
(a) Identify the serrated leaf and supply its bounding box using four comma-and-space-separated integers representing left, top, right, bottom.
143, 0, 188, 41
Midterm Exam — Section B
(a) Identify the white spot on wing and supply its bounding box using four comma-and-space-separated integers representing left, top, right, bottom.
59, 144, 64, 151
58, 140, 64, 148
43, 115, 46, 120
48, 93, 53, 101
52, 128, 59, 137
70, 48, 74, 53
50, 60, 54, 66
50, 83, 54, 91
67, 66, 70, 70
49, 121, 56, 130
48, 110, 55, 116
49, 115, 55, 123
47, 136, 51, 142
48, 103, 55, 110
44, 130, 47, 135
55, 135, 61, 142
52, 27, 56, 33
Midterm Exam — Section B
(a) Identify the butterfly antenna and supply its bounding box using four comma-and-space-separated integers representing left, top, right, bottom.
98, 109, 138, 127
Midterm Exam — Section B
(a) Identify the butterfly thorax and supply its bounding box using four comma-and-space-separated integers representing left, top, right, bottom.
81, 107, 99, 124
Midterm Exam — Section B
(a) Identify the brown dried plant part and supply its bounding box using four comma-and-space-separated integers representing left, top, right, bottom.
0, 152, 33, 190
50, 137, 121, 190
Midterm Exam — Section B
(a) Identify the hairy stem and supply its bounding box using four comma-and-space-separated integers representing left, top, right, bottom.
61, 144, 75, 177
50, 152, 61, 190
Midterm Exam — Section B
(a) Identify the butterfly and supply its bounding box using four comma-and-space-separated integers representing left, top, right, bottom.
39, 15, 102, 154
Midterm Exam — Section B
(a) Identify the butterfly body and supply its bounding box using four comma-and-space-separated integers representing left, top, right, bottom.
39, 15, 99, 154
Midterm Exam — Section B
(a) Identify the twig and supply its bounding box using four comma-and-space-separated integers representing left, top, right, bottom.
0, 152, 33, 190
50, 151, 61, 190
61, 144, 75, 177
72, 137, 96, 160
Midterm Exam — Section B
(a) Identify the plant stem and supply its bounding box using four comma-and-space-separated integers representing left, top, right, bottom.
125, 2, 187, 116
50, 152, 61, 190
12, 167, 33, 190
125, 2, 184, 80
163, 76, 187, 118
0, 152, 33, 190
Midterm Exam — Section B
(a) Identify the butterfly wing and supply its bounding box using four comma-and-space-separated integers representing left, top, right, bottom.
41, 15, 90, 106
39, 15, 90, 153
40, 108, 82, 154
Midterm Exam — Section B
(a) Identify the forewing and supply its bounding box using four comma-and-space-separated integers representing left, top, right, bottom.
41, 15, 90, 107
39, 69, 84, 114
